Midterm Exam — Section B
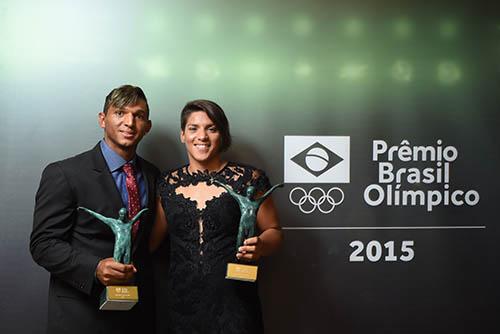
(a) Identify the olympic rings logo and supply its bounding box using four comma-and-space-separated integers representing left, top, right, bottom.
289, 187, 345, 214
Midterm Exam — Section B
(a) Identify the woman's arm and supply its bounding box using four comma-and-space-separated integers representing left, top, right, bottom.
237, 196, 283, 261
149, 197, 168, 253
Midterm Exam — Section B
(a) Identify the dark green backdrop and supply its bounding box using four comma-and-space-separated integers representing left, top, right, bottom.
1, 1, 498, 333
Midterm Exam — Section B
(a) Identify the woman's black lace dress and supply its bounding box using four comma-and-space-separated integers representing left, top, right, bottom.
158, 162, 271, 334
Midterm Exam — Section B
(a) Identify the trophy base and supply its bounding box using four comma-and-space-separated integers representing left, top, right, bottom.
99, 285, 138, 311
225, 263, 258, 282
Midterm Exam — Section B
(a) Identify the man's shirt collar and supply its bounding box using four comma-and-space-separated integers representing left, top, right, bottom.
99, 139, 137, 173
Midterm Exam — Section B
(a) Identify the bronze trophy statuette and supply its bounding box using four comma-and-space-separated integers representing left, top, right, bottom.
78, 207, 148, 311
213, 180, 283, 282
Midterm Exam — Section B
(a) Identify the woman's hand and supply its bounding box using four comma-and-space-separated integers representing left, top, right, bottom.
236, 236, 262, 262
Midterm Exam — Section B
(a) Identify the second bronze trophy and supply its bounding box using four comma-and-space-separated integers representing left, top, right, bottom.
213, 179, 283, 282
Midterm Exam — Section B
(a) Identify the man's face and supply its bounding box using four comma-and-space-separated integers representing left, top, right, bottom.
98, 99, 151, 158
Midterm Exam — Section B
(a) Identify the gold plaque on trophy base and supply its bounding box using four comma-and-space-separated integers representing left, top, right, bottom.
99, 285, 139, 311
225, 263, 258, 282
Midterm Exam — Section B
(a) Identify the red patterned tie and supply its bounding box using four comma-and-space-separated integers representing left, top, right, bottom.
122, 163, 141, 239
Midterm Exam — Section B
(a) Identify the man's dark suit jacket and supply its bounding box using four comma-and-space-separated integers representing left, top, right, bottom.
30, 144, 160, 334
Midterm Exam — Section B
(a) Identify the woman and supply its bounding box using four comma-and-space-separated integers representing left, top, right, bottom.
151, 99, 283, 333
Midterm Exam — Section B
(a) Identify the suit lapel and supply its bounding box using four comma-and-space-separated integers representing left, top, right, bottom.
90, 144, 124, 215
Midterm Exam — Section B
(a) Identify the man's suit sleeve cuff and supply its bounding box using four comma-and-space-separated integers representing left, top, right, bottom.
68, 254, 102, 296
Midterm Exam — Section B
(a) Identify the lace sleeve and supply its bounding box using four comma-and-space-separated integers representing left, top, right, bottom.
250, 168, 271, 194
157, 168, 182, 200
156, 171, 169, 198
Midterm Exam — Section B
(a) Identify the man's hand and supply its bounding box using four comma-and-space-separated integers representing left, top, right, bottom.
95, 257, 136, 286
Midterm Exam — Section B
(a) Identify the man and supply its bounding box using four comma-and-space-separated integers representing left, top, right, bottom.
30, 85, 159, 334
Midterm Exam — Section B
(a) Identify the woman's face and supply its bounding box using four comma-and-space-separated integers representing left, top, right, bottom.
181, 111, 222, 169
